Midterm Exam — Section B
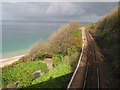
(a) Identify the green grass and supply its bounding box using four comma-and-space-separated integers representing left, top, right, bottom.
28, 64, 72, 88
2, 60, 49, 88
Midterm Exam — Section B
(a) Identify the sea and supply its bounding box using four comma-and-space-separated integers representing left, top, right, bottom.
1, 21, 89, 61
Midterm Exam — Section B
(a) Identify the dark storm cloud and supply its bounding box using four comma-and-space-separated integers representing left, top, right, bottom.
2, 2, 118, 22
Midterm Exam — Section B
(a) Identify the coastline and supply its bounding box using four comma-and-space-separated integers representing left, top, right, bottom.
0, 55, 25, 68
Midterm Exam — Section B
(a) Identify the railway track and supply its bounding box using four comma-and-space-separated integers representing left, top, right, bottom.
67, 29, 100, 89
82, 29, 100, 89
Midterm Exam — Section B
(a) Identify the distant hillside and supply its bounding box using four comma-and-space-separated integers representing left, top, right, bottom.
88, 6, 120, 87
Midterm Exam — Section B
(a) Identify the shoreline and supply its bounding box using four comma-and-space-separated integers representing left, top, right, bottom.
0, 55, 25, 68
0, 55, 25, 61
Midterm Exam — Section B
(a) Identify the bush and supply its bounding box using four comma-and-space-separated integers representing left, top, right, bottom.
68, 36, 82, 50
63, 52, 79, 70
48, 22, 81, 53
52, 55, 63, 67
67, 48, 72, 56
28, 41, 50, 60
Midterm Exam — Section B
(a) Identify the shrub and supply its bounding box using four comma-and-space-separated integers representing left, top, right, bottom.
63, 52, 79, 70
67, 48, 72, 56
28, 41, 50, 60
68, 36, 82, 50
48, 22, 81, 53
52, 55, 63, 67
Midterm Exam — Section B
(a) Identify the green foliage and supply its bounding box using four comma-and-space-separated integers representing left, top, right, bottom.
38, 56, 46, 60
31, 64, 72, 88
16, 68, 33, 87
67, 48, 72, 56
63, 52, 79, 70
2, 61, 49, 87
52, 55, 63, 67
71, 29, 81, 37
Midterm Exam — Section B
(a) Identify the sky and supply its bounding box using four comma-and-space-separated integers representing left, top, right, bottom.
2, 2, 118, 22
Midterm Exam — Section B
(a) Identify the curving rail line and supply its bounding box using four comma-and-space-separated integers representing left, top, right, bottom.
67, 28, 100, 89
83, 29, 100, 89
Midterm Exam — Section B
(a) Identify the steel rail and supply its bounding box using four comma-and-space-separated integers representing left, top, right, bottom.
67, 29, 100, 89
83, 29, 100, 89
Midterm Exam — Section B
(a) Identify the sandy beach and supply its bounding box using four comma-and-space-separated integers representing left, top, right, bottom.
0, 55, 25, 68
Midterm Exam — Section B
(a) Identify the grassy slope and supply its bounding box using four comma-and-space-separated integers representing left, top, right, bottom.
30, 64, 72, 88
87, 6, 120, 87
2, 60, 49, 87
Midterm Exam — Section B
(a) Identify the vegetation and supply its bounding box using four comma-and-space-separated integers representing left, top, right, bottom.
2, 60, 49, 88
63, 52, 79, 70
86, 6, 120, 87
28, 64, 72, 88
2, 22, 82, 88
52, 55, 63, 67
48, 22, 82, 53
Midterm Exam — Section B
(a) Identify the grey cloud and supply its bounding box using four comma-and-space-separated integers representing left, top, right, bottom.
2, 2, 118, 22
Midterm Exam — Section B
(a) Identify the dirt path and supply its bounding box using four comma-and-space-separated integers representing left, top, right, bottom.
43, 58, 53, 70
